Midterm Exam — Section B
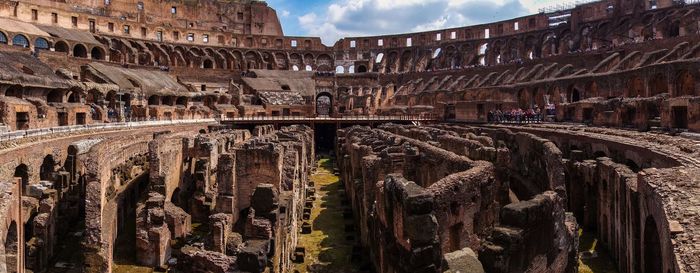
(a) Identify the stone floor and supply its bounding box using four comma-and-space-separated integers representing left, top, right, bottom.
293, 158, 369, 273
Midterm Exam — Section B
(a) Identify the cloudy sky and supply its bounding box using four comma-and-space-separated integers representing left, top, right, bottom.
265, 0, 574, 45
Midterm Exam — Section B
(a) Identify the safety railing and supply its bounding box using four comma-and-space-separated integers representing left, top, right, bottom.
0, 118, 216, 142
218, 114, 438, 122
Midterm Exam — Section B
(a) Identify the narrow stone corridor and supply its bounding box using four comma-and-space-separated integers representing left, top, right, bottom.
293, 157, 369, 273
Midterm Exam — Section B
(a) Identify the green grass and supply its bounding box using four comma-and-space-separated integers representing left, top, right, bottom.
294, 158, 363, 273
578, 229, 619, 273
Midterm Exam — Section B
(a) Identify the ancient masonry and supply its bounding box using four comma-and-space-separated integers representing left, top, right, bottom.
0, 0, 698, 273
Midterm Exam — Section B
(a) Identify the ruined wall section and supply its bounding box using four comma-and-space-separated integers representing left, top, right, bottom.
337, 125, 500, 273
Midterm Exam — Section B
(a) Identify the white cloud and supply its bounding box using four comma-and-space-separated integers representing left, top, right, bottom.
281, 9, 291, 17
298, 0, 567, 45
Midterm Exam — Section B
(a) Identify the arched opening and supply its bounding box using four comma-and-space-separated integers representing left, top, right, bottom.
73, 44, 87, 58
54, 41, 69, 53
0, 32, 7, 44
162, 96, 174, 106
171, 188, 181, 207
648, 73, 668, 97
11, 35, 29, 48
348, 65, 355, 74
176, 97, 188, 106
202, 59, 214, 69
4, 221, 18, 273
675, 70, 695, 97
67, 91, 81, 103
335, 66, 345, 74
568, 85, 582, 103
40, 155, 56, 181
91, 47, 105, 60
316, 92, 332, 116
5, 86, 23, 98
34, 38, 49, 50
644, 216, 663, 273
305, 65, 313, 71
46, 90, 64, 103
14, 164, 29, 195
357, 65, 367, 73
148, 95, 160, 105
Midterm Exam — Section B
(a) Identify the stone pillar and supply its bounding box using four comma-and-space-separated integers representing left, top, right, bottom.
209, 213, 232, 254
136, 193, 171, 268
215, 154, 237, 221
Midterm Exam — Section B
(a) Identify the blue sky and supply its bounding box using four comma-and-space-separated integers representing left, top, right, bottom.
265, 0, 570, 45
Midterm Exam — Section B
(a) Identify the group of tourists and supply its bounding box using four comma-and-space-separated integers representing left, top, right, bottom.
487, 106, 544, 123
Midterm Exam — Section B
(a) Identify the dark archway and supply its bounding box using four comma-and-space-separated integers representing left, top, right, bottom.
47, 90, 63, 103
148, 95, 160, 105
14, 164, 29, 195
54, 41, 69, 53
203, 59, 214, 69
91, 47, 105, 60
649, 73, 668, 97
357, 65, 368, 73
67, 91, 82, 103
4, 221, 18, 273
644, 216, 663, 273
316, 92, 332, 116
73, 44, 87, 58
40, 155, 56, 181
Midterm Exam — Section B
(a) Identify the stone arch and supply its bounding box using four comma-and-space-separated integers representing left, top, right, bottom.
568, 84, 583, 102
67, 90, 82, 103
91, 46, 105, 60
176, 97, 188, 106
3, 221, 18, 273
34, 37, 50, 50
202, 59, 214, 69
14, 164, 29, 195
316, 92, 332, 116
357, 65, 367, 73
11, 34, 29, 48
541, 32, 558, 57
40, 154, 56, 181
73, 44, 88, 58
54, 41, 69, 53
46, 90, 65, 103
148, 95, 160, 105
643, 216, 663, 273
399, 50, 413, 72
335, 66, 345, 74
674, 70, 695, 97
0, 31, 7, 44
648, 73, 668, 97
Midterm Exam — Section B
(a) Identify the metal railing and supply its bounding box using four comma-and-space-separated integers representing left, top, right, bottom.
217, 114, 438, 122
0, 118, 216, 142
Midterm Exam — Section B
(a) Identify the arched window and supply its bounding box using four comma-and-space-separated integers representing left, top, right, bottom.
305, 65, 313, 71
34, 38, 49, 50
0, 32, 8, 44
376, 53, 384, 63
335, 66, 345, 74
357, 65, 367, 73
292, 65, 299, 71
12, 34, 29, 48
432, 48, 442, 59
348, 65, 355, 74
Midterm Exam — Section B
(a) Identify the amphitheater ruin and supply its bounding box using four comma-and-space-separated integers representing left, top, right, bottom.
0, 0, 698, 272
